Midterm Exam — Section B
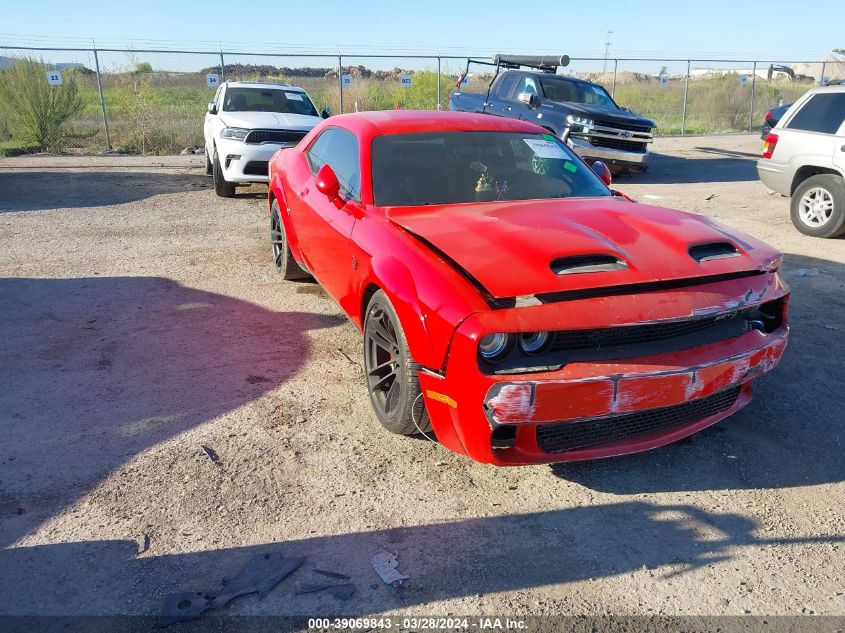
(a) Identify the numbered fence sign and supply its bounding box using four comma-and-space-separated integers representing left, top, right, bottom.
46, 70, 62, 86
206, 73, 220, 88
739, 74, 748, 86
341, 74, 353, 87
400, 75, 412, 87
659, 76, 669, 87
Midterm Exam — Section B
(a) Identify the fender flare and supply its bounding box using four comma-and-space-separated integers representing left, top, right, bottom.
365, 254, 439, 370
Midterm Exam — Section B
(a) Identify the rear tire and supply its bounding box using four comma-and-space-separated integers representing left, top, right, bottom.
213, 147, 236, 198
363, 290, 431, 436
270, 200, 309, 280
790, 174, 845, 238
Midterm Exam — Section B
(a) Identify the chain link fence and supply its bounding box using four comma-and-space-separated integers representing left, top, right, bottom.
0, 45, 838, 156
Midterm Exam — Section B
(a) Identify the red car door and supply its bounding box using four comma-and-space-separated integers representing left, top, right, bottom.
289, 127, 362, 305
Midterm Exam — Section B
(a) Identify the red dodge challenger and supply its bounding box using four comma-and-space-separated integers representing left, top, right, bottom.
267, 111, 789, 466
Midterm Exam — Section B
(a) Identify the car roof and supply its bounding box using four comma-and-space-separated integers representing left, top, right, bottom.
224, 81, 304, 91
328, 110, 543, 135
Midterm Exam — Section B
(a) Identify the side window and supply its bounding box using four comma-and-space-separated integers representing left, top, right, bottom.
305, 128, 361, 201
496, 74, 519, 100
787, 93, 845, 134
515, 75, 538, 97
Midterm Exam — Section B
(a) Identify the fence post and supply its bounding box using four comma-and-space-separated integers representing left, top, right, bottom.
437, 56, 441, 110
338, 54, 343, 114
749, 60, 757, 132
92, 47, 112, 151
820, 61, 826, 86
611, 59, 618, 97
219, 51, 225, 81
681, 60, 690, 136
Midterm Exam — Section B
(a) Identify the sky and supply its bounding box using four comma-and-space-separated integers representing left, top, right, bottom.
1, 0, 842, 61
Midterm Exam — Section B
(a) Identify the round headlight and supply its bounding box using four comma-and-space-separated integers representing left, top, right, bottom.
519, 331, 549, 355
478, 333, 511, 361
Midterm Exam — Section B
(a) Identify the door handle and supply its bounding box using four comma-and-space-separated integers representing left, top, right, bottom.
504, 106, 512, 111
300, 187, 309, 196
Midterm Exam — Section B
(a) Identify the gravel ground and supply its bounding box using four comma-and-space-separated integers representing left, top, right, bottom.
0, 134, 844, 622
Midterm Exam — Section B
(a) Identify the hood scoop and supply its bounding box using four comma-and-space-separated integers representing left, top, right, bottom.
689, 241, 740, 263
551, 254, 627, 275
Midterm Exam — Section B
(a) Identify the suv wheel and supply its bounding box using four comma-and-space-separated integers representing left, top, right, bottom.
791, 174, 845, 238
212, 146, 237, 198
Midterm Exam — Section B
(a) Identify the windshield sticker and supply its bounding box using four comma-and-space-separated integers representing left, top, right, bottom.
563, 161, 577, 173
541, 133, 555, 141
285, 92, 304, 101
523, 138, 568, 160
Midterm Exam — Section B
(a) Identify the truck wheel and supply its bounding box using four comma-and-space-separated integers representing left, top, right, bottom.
205, 151, 213, 175
363, 290, 432, 436
270, 200, 309, 280
212, 147, 236, 198
790, 174, 845, 238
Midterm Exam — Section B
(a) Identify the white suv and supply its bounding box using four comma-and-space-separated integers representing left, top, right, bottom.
757, 83, 845, 238
204, 81, 327, 197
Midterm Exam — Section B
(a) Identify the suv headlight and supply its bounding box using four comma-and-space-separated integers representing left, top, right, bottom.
221, 127, 249, 141
566, 115, 594, 131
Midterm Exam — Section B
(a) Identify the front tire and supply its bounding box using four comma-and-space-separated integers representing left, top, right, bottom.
363, 290, 431, 435
212, 147, 236, 198
270, 200, 309, 280
790, 174, 845, 238
205, 150, 213, 175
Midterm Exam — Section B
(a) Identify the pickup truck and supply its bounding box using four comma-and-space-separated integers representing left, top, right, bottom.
449, 55, 656, 171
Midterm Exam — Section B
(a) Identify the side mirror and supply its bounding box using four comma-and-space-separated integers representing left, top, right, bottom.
590, 160, 612, 187
321, 107, 332, 119
517, 92, 540, 108
315, 164, 341, 201
207, 102, 217, 115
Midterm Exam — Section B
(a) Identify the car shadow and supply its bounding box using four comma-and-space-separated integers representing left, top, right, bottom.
627, 152, 759, 185
0, 171, 211, 211
0, 276, 343, 550
552, 253, 845, 493
1, 502, 842, 618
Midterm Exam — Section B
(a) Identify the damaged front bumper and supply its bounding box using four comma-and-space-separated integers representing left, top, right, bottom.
417, 272, 789, 466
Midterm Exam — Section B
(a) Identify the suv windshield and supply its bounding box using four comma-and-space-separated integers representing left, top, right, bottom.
222, 87, 318, 116
539, 77, 618, 109
372, 131, 611, 207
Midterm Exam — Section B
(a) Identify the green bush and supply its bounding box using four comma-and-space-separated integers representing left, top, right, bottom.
0, 58, 85, 151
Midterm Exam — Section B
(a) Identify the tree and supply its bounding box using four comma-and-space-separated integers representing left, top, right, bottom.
135, 62, 153, 73
0, 58, 84, 151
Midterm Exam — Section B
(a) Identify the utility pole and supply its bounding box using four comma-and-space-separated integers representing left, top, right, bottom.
603, 30, 613, 73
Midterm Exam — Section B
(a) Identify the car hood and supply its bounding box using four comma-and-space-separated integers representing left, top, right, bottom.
386, 198, 780, 299
556, 102, 656, 129
219, 111, 321, 130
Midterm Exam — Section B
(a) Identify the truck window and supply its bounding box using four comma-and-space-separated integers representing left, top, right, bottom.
786, 93, 845, 135
515, 75, 538, 97
496, 74, 519, 99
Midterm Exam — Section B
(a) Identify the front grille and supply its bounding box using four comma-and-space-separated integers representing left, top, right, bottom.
595, 120, 652, 133
244, 129, 308, 144
550, 309, 752, 352
590, 136, 647, 152
243, 161, 269, 176
536, 385, 742, 453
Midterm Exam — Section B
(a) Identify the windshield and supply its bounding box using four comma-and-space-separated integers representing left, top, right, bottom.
539, 77, 618, 109
371, 131, 611, 207
222, 87, 318, 116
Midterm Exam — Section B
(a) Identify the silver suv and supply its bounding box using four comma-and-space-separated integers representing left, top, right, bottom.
757, 83, 845, 238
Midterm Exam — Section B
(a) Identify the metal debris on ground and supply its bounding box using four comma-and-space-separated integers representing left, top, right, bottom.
207, 552, 304, 608
200, 445, 221, 465
159, 592, 212, 627
296, 583, 357, 600
313, 569, 351, 580
158, 552, 304, 626
371, 550, 409, 587
704, 193, 716, 201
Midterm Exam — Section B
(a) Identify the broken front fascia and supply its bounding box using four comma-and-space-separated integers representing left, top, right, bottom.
416, 270, 789, 465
